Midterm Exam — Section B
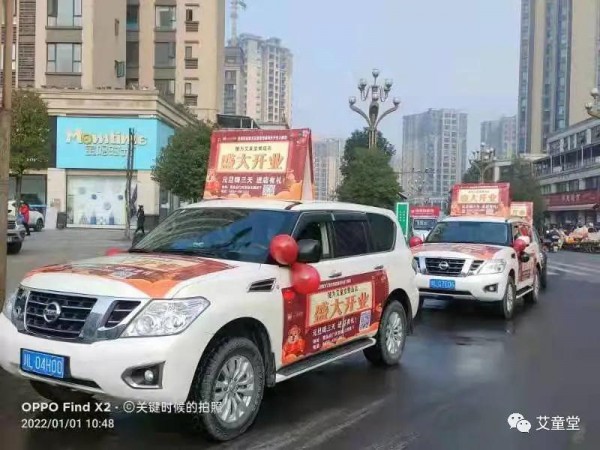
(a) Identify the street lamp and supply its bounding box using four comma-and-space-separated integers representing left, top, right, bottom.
585, 87, 600, 119
469, 143, 496, 183
349, 68, 401, 149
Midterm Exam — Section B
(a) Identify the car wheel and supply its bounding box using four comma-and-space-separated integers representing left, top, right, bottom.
496, 276, 516, 320
540, 264, 547, 290
363, 300, 408, 366
7, 242, 22, 254
525, 268, 540, 304
188, 337, 265, 442
35, 218, 44, 232
30, 381, 94, 404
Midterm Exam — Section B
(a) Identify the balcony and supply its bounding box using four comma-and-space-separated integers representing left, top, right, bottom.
534, 157, 600, 178
185, 58, 198, 70
184, 94, 197, 106
185, 21, 199, 32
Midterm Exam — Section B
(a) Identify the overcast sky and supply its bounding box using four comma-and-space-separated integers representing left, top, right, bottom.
232, 0, 521, 154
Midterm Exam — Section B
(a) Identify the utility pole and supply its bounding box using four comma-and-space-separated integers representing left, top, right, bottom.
0, 0, 14, 308
124, 128, 135, 240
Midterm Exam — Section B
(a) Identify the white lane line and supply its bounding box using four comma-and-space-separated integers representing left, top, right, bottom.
550, 261, 600, 274
551, 259, 600, 271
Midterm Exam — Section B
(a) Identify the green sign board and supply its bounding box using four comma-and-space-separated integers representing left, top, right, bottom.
395, 202, 410, 240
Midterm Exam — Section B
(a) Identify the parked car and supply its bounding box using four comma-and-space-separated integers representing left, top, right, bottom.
0, 199, 419, 441
6, 214, 26, 254
8, 200, 44, 231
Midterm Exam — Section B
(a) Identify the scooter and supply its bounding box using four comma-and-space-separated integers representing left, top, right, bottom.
550, 235, 560, 252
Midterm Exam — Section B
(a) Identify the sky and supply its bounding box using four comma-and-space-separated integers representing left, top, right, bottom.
232, 0, 521, 156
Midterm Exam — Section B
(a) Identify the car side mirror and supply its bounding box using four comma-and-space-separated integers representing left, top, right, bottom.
296, 239, 321, 264
519, 252, 530, 263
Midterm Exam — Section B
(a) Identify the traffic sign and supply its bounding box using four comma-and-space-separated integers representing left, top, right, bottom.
395, 202, 410, 241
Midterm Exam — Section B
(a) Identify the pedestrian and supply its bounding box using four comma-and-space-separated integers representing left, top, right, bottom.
135, 205, 145, 235
19, 201, 31, 236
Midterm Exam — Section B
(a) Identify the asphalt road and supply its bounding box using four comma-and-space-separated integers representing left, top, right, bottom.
0, 231, 599, 450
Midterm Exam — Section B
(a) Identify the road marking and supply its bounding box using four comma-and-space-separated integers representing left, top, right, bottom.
551, 261, 600, 273
550, 262, 600, 275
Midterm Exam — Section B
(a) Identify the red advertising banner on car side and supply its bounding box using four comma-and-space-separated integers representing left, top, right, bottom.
450, 183, 511, 217
410, 206, 440, 218
205, 129, 314, 200
510, 202, 534, 225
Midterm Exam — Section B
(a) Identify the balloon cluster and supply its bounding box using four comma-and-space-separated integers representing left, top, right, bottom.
269, 235, 321, 294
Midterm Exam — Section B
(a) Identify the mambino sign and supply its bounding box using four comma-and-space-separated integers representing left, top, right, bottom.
450, 183, 511, 217
205, 129, 314, 200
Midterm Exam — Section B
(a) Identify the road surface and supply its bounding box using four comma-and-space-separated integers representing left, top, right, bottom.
0, 231, 598, 449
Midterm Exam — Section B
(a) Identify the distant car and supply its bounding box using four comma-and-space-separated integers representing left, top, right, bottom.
8, 201, 44, 231
6, 215, 25, 254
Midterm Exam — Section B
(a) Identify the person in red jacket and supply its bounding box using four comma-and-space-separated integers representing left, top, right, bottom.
19, 201, 30, 235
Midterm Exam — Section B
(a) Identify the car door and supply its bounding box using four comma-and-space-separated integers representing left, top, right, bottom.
513, 222, 535, 290
281, 212, 340, 365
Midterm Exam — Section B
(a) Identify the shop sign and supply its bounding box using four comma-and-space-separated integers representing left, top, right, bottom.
56, 117, 174, 170
545, 190, 600, 207
450, 183, 511, 217
410, 206, 440, 218
205, 129, 314, 200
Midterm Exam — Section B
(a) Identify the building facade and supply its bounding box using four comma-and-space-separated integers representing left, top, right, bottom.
313, 138, 344, 201
481, 115, 517, 159
238, 33, 293, 126
517, 0, 600, 154
223, 45, 246, 115
1, 0, 225, 121
402, 109, 468, 198
532, 118, 600, 226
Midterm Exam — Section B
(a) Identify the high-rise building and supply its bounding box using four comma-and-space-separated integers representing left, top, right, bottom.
402, 109, 468, 197
223, 46, 246, 115
237, 34, 293, 126
313, 138, 344, 201
481, 116, 517, 159
517, 0, 600, 154
0, 0, 225, 121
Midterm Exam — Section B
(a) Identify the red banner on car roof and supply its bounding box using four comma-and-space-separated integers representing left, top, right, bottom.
450, 183, 511, 218
510, 202, 533, 225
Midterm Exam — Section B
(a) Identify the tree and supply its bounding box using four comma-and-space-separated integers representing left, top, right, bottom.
499, 158, 546, 228
337, 147, 401, 210
341, 128, 396, 177
152, 121, 212, 202
10, 89, 51, 200
462, 162, 494, 183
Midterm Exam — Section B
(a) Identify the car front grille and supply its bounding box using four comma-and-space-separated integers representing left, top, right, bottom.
8, 220, 15, 230
104, 301, 140, 328
25, 291, 97, 340
425, 258, 465, 276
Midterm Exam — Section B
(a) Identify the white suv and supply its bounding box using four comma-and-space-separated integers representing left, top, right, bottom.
0, 200, 419, 441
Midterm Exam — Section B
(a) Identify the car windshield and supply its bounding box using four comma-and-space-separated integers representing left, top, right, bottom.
413, 218, 437, 230
131, 207, 298, 264
425, 221, 510, 246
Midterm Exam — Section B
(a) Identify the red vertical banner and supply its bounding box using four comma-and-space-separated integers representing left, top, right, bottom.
205, 129, 314, 200
450, 183, 511, 217
510, 202, 534, 225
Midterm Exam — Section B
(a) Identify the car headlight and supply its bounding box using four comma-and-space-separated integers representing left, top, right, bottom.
2, 288, 27, 325
121, 298, 210, 337
477, 259, 506, 275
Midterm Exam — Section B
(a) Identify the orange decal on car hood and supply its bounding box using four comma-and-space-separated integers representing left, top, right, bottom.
411, 243, 503, 260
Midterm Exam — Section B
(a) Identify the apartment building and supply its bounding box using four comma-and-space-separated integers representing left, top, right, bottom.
0, 0, 224, 120
237, 33, 293, 126
223, 45, 245, 115
480, 115, 517, 159
518, 0, 600, 154
533, 118, 600, 226
402, 109, 468, 198
313, 138, 344, 201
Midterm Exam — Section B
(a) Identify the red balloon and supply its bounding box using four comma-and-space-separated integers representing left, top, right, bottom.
409, 236, 423, 248
513, 238, 527, 254
270, 234, 299, 265
105, 248, 125, 256
291, 263, 321, 295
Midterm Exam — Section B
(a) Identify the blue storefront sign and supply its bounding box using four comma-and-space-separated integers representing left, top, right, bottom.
56, 117, 175, 170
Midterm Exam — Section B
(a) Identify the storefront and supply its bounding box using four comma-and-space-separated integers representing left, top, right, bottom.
54, 116, 175, 228
545, 190, 600, 226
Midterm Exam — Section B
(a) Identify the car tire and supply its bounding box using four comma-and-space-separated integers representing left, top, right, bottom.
495, 276, 516, 320
188, 337, 265, 442
525, 268, 541, 304
363, 300, 408, 366
7, 242, 22, 254
30, 380, 94, 404
540, 264, 547, 290
35, 218, 44, 232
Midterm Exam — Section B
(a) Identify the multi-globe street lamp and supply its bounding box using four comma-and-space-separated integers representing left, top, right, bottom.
585, 87, 600, 119
469, 143, 496, 183
348, 69, 401, 149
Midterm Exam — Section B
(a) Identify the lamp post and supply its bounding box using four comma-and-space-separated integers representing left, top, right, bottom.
349, 69, 401, 149
469, 143, 496, 183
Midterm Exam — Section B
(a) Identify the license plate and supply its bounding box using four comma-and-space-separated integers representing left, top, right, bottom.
21, 349, 66, 379
430, 279, 455, 290
7, 236, 15, 243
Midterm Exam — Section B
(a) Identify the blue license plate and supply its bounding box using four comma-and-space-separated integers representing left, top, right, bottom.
430, 279, 456, 290
21, 349, 66, 379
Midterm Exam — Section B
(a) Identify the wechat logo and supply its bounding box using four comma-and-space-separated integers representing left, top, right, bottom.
508, 413, 532, 433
